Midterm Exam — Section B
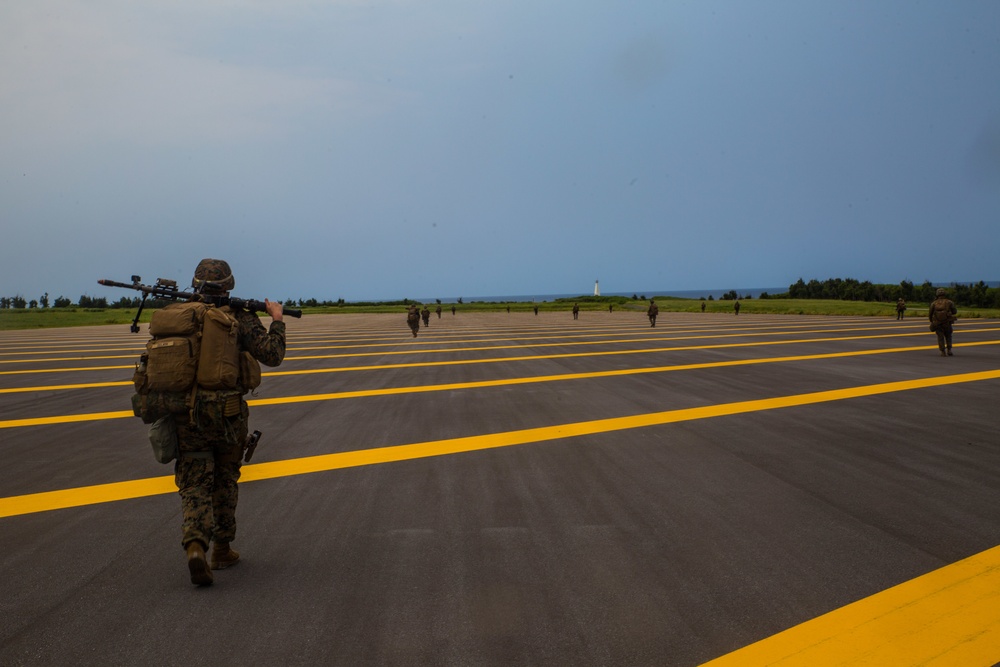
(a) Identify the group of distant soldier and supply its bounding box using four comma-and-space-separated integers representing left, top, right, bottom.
406, 303, 452, 337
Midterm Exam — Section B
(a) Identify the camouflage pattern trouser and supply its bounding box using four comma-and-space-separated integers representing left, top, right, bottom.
174, 391, 248, 549
935, 325, 954, 352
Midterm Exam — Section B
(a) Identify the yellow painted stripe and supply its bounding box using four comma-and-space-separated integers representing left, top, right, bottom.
0, 477, 179, 518
250, 347, 958, 407
0, 321, 921, 357
3, 368, 999, 518
273, 338, 1000, 376
0, 381, 130, 393
0, 365, 135, 376
2, 345, 998, 426
5, 338, 1000, 396
0, 410, 134, 428
7, 323, 999, 367
4, 325, 999, 377
699, 544, 1000, 666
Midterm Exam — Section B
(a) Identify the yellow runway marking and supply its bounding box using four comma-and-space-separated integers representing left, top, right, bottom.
0, 410, 134, 428
4, 370, 1000, 665
3, 368, 1000, 516
0, 320, 918, 357
700, 544, 1000, 666
6, 323, 1000, 368
5, 337, 1000, 394
0, 381, 130, 393
0, 365, 136, 377
2, 343, 993, 422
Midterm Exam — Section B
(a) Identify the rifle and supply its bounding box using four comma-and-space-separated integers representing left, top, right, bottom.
98, 275, 302, 333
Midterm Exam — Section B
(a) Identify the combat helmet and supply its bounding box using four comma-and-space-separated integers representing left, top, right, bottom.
192, 258, 235, 294
935, 288, 947, 297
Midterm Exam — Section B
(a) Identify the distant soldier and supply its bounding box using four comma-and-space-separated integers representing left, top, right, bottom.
928, 288, 957, 356
406, 304, 420, 337
647, 299, 658, 327
572, 303, 579, 320
701, 300, 706, 312
896, 298, 906, 320
451, 306, 456, 316
734, 300, 741, 315
421, 306, 431, 327
436, 305, 442, 319
533, 306, 539, 316
609, 304, 613, 313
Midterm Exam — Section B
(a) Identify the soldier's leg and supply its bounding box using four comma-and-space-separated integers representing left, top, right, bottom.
935, 331, 947, 355
174, 411, 220, 585
210, 457, 242, 570
175, 417, 216, 549
175, 457, 215, 548
211, 401, 248, 568
211, 459, 242, 569
175, 454, 216, 585
212, 460, 241, 544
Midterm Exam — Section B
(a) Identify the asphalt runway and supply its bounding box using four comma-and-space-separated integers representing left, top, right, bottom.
2, 309, 1000, 666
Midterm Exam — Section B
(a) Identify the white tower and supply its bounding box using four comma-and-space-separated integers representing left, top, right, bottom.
594, 280, 600, 297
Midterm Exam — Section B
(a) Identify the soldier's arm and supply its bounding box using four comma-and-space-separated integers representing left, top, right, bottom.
240, 312, 286, 367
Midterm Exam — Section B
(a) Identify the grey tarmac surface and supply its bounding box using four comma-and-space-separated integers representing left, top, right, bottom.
1, 310, 999, 666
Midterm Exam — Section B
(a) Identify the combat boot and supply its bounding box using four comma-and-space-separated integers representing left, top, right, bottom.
186, 541, 213, 586
211, 542, 240, 570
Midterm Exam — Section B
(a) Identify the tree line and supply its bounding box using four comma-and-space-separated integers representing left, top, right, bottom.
779, 278, 1000, 307
2, 279, 999, 309
1, 294, 154, 309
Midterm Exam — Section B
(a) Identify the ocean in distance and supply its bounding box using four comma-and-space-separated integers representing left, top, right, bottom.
422, 287, 787, 304
417, 280, 1000, 304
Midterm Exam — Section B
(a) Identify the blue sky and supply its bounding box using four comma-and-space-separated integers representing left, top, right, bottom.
2, 1, 999, 303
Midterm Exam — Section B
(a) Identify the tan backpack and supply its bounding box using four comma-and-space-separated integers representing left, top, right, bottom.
932, 300, 956, 325
132, 301, 258, 423
145, 301, 208, 392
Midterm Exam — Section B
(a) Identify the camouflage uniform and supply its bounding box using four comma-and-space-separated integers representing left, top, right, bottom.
647, 300, 658, 327
928, 289, 957, 356
406, 305, 420, 337
175, 262, 286, 551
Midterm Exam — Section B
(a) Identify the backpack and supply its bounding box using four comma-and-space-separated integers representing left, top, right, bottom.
131, 301, 253, 424
145, 301, 208, 393
932, 301, 955, 325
